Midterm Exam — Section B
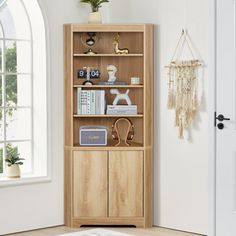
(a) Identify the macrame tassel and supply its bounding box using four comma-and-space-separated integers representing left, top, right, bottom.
175, 110, 180, 127
167, 69, 174, 109
192, 89, 198, 118
179, 118, 184, 139
167, 89, 174, 109
193, 90, 198, 110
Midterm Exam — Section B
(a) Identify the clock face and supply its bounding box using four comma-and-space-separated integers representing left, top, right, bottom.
77, 69, 101, 79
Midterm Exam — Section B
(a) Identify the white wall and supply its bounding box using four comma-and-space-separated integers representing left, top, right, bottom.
109, 0, 209, 234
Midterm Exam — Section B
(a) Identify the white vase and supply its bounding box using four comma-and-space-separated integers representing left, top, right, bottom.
7, 164, 21, 178
88, 12, 102, 24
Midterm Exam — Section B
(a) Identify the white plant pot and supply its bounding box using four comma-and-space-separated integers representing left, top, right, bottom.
7, 164, 21, 178
89, 12, 102, 24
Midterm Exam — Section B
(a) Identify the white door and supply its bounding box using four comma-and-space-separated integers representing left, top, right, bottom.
216, 0, 236, 235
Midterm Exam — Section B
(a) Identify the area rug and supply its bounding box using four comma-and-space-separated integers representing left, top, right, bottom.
58, 228, 133, 236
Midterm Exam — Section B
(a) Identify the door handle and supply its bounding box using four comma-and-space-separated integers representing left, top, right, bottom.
214, 112, 231, 126
216, 114, 230, 121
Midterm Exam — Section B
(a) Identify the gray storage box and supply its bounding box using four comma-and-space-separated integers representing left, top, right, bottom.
80, 126, 107, 146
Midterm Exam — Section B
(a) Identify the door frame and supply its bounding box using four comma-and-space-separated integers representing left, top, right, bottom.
209, 0, 216, 235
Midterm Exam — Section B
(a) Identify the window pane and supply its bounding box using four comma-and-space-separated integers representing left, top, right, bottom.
0, 108, 3, 141
0, 23, 3, 38
0, 0, 31, 39
6, 142, 32, 174
5, 40, 16, 72
0, 0, 16, 39
6, 108, 31, 141
6, 74, 31, 107
0, 75, 2, 106
0, 40, 2, 72
5, 40, 31, 73
0, 143, 3, 174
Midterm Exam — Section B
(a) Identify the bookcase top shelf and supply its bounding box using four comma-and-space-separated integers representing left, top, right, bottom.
73, 54, 144, 57
65, 23, 152, 32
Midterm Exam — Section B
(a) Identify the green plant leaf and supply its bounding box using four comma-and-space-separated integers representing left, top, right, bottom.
80, 0, 109, 12
80, 0, 91, 3
15, 162, 23, 165
5, 159, 13, 164
5, 146, 24, 165
98, 0, 109, 5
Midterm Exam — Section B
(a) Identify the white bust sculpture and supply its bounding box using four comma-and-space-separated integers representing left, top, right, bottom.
107, 65, 117, 83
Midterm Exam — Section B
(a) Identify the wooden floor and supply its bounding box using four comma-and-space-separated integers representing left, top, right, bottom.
8, 226, 203, 236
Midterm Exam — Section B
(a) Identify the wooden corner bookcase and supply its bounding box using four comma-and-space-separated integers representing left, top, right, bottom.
64, 23, 153, 228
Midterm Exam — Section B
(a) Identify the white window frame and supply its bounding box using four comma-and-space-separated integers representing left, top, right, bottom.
0, 0, 50, 185
0, 9, 33, 176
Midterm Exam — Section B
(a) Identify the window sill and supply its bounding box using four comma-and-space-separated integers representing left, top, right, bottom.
0, 175, 51, 187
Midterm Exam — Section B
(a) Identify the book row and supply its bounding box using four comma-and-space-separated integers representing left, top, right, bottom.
77, 88, 138, 115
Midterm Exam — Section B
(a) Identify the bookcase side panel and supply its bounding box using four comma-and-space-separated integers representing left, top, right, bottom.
144, 25, 154, 148
64, 25, 73, 146
143, 24, 154, 228
64, 148, 73, 226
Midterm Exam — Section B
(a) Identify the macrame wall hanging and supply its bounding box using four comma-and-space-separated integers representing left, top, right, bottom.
166, 30, 203, 139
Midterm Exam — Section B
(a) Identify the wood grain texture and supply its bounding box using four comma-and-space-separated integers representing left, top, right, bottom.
109, 151, 144, 217
65, 145, 145, 151
144, 148, 153, 227
70, 23, 147, 32
144, 24, 154, 147
64, 149, 72, 227
73, 151, 108, 217
64, 25, 73, 146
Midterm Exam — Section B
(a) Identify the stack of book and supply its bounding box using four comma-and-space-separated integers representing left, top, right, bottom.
77, 88, 106, 115
106, 105, 137, 115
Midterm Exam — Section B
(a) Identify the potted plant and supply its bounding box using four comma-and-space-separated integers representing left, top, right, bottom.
80, 0, 109, 23
5, 149, 24, 178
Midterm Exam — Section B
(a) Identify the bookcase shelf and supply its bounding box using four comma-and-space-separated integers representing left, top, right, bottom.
73, 114, 144, 118
73, 85, 144, 88
72, 141, 144, 150
73, 53, 144, 57
64, 23, 153, 229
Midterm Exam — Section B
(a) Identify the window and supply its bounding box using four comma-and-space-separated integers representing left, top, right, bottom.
0, 0, 48, 178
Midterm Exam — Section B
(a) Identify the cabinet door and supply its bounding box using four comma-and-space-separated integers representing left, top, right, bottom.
109, 151, 143, 217
73, 151, 108, 217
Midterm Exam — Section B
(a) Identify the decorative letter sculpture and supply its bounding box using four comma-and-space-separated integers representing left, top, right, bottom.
113, 33, 129, 54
